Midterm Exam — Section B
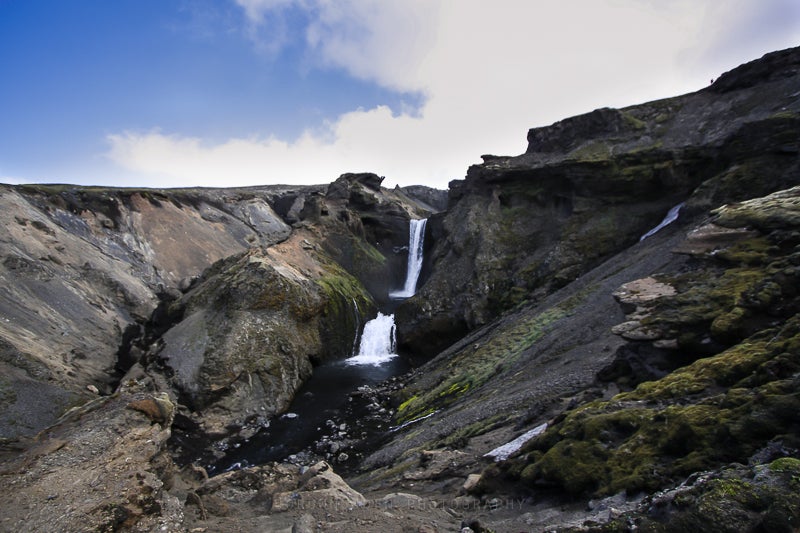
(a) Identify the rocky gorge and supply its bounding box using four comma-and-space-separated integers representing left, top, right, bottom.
1, 46, 799, 532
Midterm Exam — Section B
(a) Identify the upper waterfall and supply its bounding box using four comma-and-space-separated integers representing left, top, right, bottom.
390, 218, 428, 299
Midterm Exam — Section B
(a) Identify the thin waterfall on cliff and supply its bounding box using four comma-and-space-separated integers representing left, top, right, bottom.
390, 218, 428, 299
349, 298, 361, 357
345, 312, 397, 366
640, 203, 684, 241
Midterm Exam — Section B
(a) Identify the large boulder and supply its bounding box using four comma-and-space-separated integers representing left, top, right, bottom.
155, 231, 376, 435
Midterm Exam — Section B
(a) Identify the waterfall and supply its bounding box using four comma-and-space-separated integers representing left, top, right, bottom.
640, 203, 684, 241
345, 312, 397, 366
390, 218, 427, 299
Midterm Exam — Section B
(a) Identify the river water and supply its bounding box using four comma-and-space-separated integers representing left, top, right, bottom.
208, 352, 409, 474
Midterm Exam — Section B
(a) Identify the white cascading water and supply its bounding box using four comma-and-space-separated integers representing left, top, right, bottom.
639, 203, 684, 241
390, 218, 428, 299
345, 312, 397, 366
346, 218, 427, 366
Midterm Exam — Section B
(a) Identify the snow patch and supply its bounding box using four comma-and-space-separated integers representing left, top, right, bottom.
484, 422, 548, 462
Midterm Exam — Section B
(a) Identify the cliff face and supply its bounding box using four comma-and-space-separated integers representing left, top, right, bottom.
397, 47, 800, 358
352, 48, 800, 530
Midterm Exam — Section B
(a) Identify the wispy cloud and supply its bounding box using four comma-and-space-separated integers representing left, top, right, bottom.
233, 0, 437, 91
233, 0, 305, 55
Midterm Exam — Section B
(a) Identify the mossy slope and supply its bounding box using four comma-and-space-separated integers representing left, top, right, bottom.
504, 186, 800, 499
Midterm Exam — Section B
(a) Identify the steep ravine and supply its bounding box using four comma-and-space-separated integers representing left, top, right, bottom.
0, 47, 798, 533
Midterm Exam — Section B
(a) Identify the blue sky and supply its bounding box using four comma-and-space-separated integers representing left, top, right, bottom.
1, 0, 798, 189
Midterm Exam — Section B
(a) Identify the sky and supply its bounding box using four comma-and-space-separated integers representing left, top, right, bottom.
1, 1, 798, 190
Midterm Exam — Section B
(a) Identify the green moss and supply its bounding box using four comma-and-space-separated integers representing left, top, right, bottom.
521, 439, 609, 495
570, 140, 612, 162
351, 236, 387, 265
397, 395, 419, 413
508, 313, 800, 497
316, 265, 375, 359
646, 266, 766, 341
439, 381, 470, 397
710, 306, 748, 343
396, 306, 570, 424
324, 232, 387, 284
434, 414, 509, 449
622, 111, 647, 130
713, 236, 774, 266
705, 478, 761, 508
769, 110, 798, 120
770, 457, 800, 475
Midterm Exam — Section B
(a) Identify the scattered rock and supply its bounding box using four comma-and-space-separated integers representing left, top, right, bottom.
462, 474, 482, 492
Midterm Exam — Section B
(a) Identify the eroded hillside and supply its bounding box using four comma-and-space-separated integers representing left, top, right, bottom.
0, 175, 438, 441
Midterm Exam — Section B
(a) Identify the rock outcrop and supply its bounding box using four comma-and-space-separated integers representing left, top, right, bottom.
156, 234, 373, 436
0, 373, 424, 533
397, 46, 800, 358
501, 186, 800, 498
0, 378, 183, 532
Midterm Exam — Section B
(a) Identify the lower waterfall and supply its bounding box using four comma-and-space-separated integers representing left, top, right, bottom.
206, 312, 407, 473
345, 312, 397, 366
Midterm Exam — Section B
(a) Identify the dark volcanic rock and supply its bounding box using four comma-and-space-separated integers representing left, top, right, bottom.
709, 46, 800, 93
352, 49, 800, 533
398, 46, 800, 358
322, 173, 436, 305
398, 185, 449, 213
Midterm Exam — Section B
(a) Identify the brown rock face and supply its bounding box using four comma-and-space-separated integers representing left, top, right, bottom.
0, 179, 437, 440
156, 235, 370, 435
0, 380, 183, 532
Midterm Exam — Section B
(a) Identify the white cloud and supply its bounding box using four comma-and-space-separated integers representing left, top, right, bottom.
303, 0, 438, 92
106, 0, 800, 190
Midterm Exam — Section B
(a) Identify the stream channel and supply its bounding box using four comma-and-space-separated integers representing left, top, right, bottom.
202, 219, 428, 475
